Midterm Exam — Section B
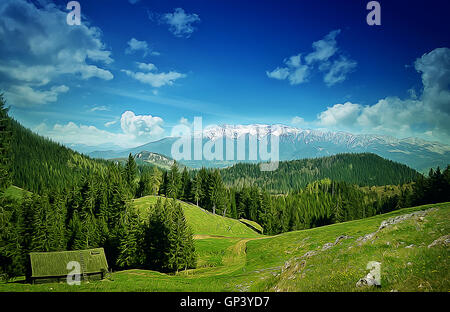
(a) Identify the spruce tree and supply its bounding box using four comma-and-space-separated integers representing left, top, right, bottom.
124, 153, 138, 195
167, 163, 181, 199
192, 174, 203, 206
0, 95, 12, 191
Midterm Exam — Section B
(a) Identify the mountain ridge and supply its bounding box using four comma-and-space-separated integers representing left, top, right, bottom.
87, 125, 450, 173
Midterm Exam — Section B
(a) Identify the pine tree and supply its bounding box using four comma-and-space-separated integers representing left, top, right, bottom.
124, 153, 138, 196
166, 200, 196, 272
137, 171, 151, 198
149, 166, 162, 195
180, 167, 191, 201
0, 95, 12, 191
167, 163, 181, 199
116, 207, 144, 268
143, 198, 170, 270
209, 170, 225, 215
192, 174, 203, 206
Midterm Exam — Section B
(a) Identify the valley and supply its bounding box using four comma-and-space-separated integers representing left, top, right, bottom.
0, 101, 449, 293
1, 200, 448, 292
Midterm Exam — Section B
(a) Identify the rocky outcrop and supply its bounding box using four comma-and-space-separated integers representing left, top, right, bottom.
356, 208, 437, 246
378, 209, 434, 231
428, 235, 450, 248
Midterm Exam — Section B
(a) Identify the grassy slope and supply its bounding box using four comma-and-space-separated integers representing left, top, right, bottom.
1, 202, 448, 292
131, 195, 262, 238
246, 202, 450, 292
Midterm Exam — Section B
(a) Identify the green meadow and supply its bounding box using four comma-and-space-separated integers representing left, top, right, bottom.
1, 198, 448, 292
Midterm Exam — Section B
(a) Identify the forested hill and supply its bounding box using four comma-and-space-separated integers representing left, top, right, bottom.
10, 118, 108, 193
220, 153, 421, 193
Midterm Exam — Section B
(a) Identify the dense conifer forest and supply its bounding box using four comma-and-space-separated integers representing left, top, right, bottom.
220, 154, 421, 193
10, 117, 109, 193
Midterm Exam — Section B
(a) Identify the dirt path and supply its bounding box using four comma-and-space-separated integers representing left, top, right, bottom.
179, 236, 271, 278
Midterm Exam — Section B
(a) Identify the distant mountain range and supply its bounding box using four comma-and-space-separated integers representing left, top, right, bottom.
87, 125, 450, 173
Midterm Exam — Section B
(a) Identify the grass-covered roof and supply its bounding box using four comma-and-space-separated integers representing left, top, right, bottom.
29, 248, 108, 278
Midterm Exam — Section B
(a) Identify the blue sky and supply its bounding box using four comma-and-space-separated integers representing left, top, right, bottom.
1, 0, 450, 150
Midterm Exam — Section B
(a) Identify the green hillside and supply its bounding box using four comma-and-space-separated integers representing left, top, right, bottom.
2, 201, 448, 292
10, 118, 108, 193
131, 195, 261, 238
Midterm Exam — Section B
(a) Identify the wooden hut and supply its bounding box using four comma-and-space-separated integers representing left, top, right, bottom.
27, 248, 108, 284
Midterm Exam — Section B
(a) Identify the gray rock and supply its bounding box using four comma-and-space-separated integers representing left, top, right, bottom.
301, 250, 318, 258
428, 235, 450, 248
321, 242, 334, 251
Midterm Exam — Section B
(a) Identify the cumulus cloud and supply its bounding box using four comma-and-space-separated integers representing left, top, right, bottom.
266, 29, 356, 87
35, 111, 165, 148
125, 38, 160, 57
5, 85, 69, 107
136, 62, 158, 72
322, 56, 358, 86
120, 110, 164, 138
415, 47, 450, 115
266, 67, 290, 80
305, 29, 341, 64
317, 102, 362, 128
266, 54, 310, 85
0, 0, 114, 106
312, 48, 450, 144
162, 8, 200, 38
291, 116, 310, 128
122, 61, 186, 88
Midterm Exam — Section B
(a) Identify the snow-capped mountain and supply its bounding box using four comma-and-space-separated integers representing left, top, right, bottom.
202, 124, 447, 152
88, 124, 450, 173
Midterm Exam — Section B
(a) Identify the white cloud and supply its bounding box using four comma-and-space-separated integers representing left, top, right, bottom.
266, 67, 290, 80
122, 68, 186, 88
311, 48, 450, 144
136, 62, 158, 72
305, 29, 341, 64
322, 56, 357, 86
266, 29, 356, 87
0, 0, 113, 106
289, 66, 310, 85
5, 85, 69, 107
162, 8, 200, 38
266, 54, 310, 85
415, 47, 450, 115
291, 116, 310, 127
89, 105, 109, 112
104, 120, 118, 127
35, 111, 165, 148
125, 38, 159, 57
317, 102, 362, 128
120, 110, 164, 138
